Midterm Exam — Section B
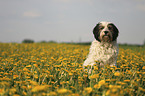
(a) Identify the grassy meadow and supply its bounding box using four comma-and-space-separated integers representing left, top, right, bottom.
0, 43, 145, 96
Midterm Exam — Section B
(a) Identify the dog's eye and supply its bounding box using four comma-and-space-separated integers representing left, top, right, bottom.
99, 26, 104, 30
108, 26, 112, 30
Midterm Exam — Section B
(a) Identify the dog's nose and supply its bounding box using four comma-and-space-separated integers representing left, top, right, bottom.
104, 31, 109, 35
104, 31, 108, 34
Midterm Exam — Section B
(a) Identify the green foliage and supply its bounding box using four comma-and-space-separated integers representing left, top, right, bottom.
22, 39, 34, 43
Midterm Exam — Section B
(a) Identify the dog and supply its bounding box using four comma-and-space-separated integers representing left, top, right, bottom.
83, 21, 119, 70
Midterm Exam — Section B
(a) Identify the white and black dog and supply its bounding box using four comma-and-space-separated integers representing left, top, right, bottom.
83, 21, 119, 69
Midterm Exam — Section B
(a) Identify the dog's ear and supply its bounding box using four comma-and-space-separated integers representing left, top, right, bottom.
93, 23, 101, 42
109, 23, 119, 41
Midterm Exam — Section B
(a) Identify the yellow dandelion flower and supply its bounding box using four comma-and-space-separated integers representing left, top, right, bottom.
94, 84, 98, 89
23, 67, 29, 71
98, 80, 105, 86
89, 74, 99, 79
127, 70, 132, 74
94, 66, 98, 70
22, 86, 27, 90
109, 85, 121, 89
142, 72, 145, 74
57, 88, 68, 94
112, 88, 118, 93
28, 85, 32, 89
121, 82, 127, 85
29, 80, 38, 86
0, 81, 10, 86
9, 88, 17, 95
114, 72, 121, 76
49, 75, 53, 78
22, 91, 27, 95
31, 85, 49, 92
124, 79, 130, 82
33, 64, 38, 67
84, 87, 92, 94
26, 65, 31, 68
13, 75, 19, 79
142, 66, 145, 70
137, 79, 140, 81
70, 86, 75, 89
83, 74, 88, 77
34, 75, 38, 79
68, 72, 73, 76
106, 89, 110, 96
105, 79, 111, 82
26, 76, 30, 79
0, 88, 5, 95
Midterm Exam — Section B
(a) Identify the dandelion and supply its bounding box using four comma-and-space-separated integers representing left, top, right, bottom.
114, 72, 121, 76
94, 84, 98, 88
126, 70, 132, 75
31, 85, 49, 92
29, 80, 38, 86
105, 85, 122, 96
68, 72, 73, 76
22, 86, 27, 90
124, 80, 130, 82
49, 75, 53, 78
109, 85, 121, 89
83, 87, 92, 94
98, 80, 106, 88
23, 67, 29, 71
26, 65, 31, 68
13, 75, 19, 79
22, 91, 27, 95
34, 75, 38, 79
94, 66, 98, 70
0, 89, 5, 95
142, 66, 145, 70
57, 88, 69, 94
33, 64, 38, 67
89, 74, 99, 79
9, 88, 17, 95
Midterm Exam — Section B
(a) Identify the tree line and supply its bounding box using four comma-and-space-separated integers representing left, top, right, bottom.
22, 39, 145, 47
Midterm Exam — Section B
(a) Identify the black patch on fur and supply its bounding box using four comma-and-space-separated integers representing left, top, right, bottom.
108, 23, 119, 41
93, 23, 101, 42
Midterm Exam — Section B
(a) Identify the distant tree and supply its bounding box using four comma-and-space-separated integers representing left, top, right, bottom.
48, 40, 57, 43
22, 39, 34, 43
40, 40, 47, 43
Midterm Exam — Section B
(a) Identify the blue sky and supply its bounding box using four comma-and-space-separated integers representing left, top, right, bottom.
0, 0, 145, 44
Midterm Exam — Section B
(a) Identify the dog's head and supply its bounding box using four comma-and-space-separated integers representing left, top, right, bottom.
93, 21, 119, 42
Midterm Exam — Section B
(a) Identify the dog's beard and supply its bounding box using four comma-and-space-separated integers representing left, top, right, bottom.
102, 35, 111, 42
99, 35, 112, 42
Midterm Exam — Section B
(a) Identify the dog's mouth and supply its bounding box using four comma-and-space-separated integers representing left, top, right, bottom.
103, 35, 110, 38
102, 35, 111, 42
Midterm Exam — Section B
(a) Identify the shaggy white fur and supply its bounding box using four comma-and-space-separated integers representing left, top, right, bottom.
83, 40, 118, 68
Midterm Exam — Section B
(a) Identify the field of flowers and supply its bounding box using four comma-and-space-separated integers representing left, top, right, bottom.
0, 43, 145, 96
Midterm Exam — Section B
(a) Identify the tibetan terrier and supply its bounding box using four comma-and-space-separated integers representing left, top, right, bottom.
83, 21, 119, 69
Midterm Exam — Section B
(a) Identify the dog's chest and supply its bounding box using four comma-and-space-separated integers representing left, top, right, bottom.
93, 44, 117, 62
